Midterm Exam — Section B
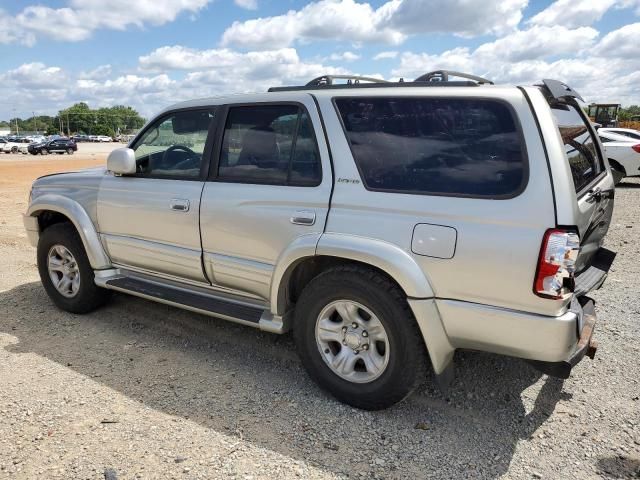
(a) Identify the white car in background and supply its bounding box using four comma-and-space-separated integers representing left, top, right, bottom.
97, 135, 113, 142
2, 139, 23, 153
600, 127, 640, 141
598, 129, 640, 184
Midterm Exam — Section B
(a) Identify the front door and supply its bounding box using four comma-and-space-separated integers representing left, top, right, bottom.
98, 108, 216, 282
199, 100, 332, 299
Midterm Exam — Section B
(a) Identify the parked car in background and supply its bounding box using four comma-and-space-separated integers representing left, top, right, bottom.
72, 134, 90, 142
2, 139, 23, 153
598, 130, 640, 183
28, 138, 77, 155
97, 135, 113, 142
23, 73, 614, 409
599, 127, 640, 141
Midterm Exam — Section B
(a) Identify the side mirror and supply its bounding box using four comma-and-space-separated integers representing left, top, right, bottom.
107, 148, 136, 175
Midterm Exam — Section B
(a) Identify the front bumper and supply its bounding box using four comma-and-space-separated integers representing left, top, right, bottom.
526, 296, 598, 379
23, 214, 40, 247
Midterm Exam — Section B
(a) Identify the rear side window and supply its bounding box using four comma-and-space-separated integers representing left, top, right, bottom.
334, 97, 526, 197
218, 104, 321, 186
551, 105, 602, 192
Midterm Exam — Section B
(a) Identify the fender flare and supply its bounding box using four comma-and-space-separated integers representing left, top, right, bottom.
270, 232, 436, 315
27, 194, 111, 269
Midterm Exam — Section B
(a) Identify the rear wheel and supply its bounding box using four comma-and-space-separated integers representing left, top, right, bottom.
10, 146, 17, 153
66, 148, 74, 155
37, 223, 111, 313
293, 265, 428, 410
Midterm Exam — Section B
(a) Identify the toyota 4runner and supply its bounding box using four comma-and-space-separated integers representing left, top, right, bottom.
24, 71, 616, 409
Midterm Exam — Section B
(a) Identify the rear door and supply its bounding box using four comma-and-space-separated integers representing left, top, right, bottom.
550, 101, 615, 272
199, 97, 332, 300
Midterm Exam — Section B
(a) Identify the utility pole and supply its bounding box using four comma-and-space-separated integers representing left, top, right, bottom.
33, 112, 38, 134
66, 112, 70, 137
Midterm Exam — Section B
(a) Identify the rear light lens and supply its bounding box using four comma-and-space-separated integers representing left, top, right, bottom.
632, 144, 640, 153
534, 229, 580, 299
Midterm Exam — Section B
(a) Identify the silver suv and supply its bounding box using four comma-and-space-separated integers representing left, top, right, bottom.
23, 71, 616, 409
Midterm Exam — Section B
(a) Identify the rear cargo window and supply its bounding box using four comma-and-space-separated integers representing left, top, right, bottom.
551, 105, 602, 192
334, 97, 526, 197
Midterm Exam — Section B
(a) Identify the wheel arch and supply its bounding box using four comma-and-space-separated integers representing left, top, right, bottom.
28, 194, 111, 269
270, 233, 435, 316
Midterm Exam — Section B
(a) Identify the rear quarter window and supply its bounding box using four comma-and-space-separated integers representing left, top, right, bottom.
334, 96, 526, 197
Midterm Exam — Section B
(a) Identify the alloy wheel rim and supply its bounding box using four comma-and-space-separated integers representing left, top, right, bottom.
315, 300, 390, 383
47, 245, 80, 298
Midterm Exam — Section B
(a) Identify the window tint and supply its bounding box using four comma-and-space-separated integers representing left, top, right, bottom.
551, 105, 602, 192
334, 97, 525, 197
599, 136, 612, 143
218, 105, 321, 186
131, 109, 215, 178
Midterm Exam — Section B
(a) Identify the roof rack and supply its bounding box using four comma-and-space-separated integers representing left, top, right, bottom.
414, 70, 494, 85
306, 75, 390, 86
268, 70, 492, 92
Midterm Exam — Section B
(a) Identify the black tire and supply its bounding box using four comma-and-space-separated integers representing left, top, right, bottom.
293, 265, 428, 410
67, 148, 74, 155
37, 222, 111, 314
11, 146, 17, 153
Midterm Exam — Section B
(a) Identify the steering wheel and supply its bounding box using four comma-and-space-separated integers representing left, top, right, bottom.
162, 144, 196, 165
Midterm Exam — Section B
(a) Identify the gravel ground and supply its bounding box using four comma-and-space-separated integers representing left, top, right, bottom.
0, 154, 639, 479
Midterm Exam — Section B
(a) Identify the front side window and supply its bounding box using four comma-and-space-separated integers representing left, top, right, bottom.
131, 109, 215, 178
334, 97, 526, 197
218, 104, 321, 186
552, 105, 602, 192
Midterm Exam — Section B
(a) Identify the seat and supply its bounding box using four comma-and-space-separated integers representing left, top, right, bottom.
237, 127, 279, 168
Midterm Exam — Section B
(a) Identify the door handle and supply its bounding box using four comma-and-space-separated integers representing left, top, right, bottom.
170, 198, 190, 212
290, 210, 316, 226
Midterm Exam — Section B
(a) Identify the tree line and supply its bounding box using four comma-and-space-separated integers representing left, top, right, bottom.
0, 103, 146, 137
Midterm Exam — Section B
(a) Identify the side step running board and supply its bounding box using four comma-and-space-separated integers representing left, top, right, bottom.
95, 272, 286, 333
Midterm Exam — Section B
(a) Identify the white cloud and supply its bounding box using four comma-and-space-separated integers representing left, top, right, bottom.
390, 23, 640, 106
529, 0, 616, 28
234, 0, 258, 10
221, 0, 405, 49
618, 0, 640, 14
474, 25, 599, 62
592, 22, 640, 58
373, 51, 399, 60
328, 51, 361, 62
0, 63, 67, 90
221, 0, 528, 49
1, 0, 211, 45
384, 0, 527, 37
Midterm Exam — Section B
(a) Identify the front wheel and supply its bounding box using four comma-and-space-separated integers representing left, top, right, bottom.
67, 148, 74, 155
293, 265, 428, 410
37, 223, 111, 314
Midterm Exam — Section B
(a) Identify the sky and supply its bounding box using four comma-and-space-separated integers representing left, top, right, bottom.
0, 0, 639, 119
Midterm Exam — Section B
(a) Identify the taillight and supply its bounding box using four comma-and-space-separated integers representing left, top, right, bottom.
534, 229, 580, 299
632, 144, 640, 153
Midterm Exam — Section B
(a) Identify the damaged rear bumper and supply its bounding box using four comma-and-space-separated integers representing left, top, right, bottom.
526, 296, 598, 379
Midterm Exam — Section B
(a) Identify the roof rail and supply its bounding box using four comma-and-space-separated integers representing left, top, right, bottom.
414, 70, 494, 85
305, 75, 390, 86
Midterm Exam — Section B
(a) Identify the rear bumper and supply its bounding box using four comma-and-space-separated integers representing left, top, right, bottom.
410, 295, 600, 384
526, 297, 598, 379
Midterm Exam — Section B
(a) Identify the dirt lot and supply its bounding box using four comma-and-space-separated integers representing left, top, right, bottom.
0, 149, 639, 479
